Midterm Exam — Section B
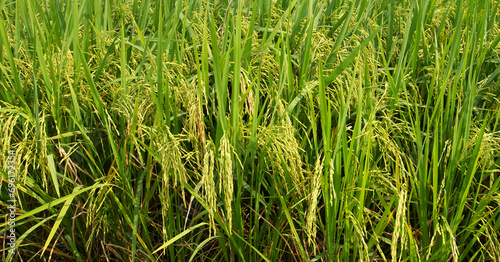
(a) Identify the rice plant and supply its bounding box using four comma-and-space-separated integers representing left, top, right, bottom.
1, 0, 499, 261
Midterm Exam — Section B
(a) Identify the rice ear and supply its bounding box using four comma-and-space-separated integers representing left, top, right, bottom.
154, 126, 188, 209
306, 157, 323, 248
219, 133, 233, 234
201, 141, 216, 235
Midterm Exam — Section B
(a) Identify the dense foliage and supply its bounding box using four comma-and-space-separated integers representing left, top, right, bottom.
1, 0, 500, 261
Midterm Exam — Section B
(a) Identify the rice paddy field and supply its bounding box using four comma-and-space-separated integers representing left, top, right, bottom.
1, 0, 500, 261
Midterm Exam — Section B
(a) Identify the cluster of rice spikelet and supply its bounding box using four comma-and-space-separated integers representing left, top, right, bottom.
218, 133, 233, 234
154, 126, 188, 210
328, 158, 335, 206
392, 183, 408, 261
25, 112, 49, 187
258, 99, 306, 194
306, 157, 323, 248
184, 82, 206, 156
0, 110, 18, 170
201, 141, 216, 235
348, 211, 370, 261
